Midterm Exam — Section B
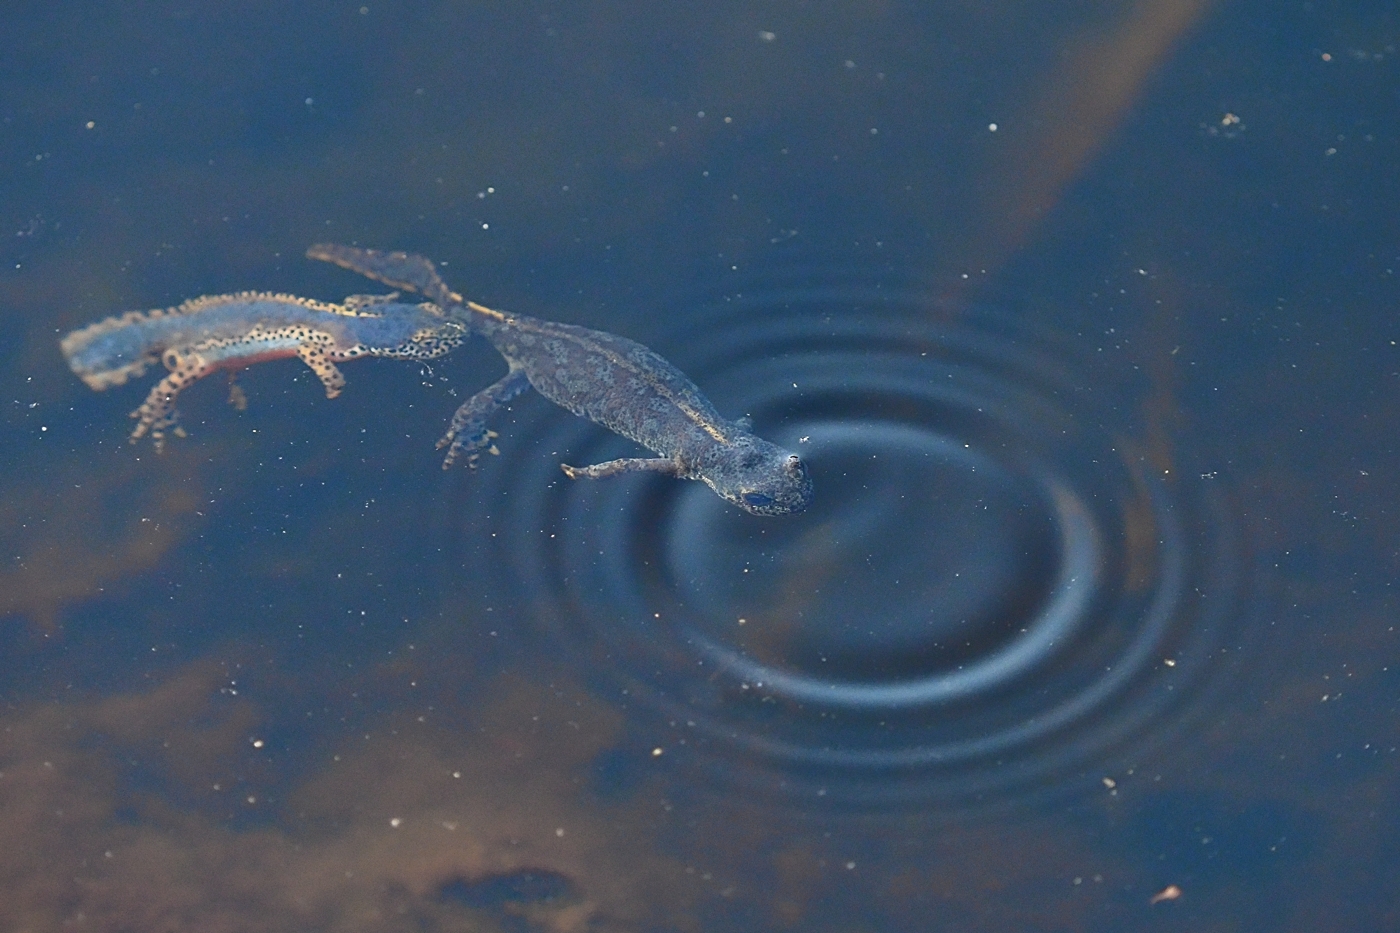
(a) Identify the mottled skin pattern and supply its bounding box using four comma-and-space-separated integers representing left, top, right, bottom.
306, 244, 813, 516
60, 291, 464, 448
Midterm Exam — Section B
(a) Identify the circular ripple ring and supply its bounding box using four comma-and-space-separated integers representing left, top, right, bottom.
476, 280, 1243, 808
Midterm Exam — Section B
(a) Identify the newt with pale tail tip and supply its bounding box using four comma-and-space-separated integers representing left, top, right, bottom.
59, 246, 812, 516
60, 291, 465, 448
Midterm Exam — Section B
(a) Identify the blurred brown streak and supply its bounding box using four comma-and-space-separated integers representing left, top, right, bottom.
0, 663, 702, 933
950, 0, 1215, 282
0, 454, 202, 633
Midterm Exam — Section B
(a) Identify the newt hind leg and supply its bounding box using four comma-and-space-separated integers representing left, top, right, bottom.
129, 350, 213, 449
437, 367, 531, 469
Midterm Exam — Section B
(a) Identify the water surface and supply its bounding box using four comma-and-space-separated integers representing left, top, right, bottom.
1, 1, 1396, 930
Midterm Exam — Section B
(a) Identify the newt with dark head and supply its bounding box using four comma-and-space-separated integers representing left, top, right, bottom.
307, 244, 813, 516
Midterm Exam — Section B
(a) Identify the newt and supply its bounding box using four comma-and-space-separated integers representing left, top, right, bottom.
306, 244, 812, 515
58, 247, 813, 516
60, 290, 464, 448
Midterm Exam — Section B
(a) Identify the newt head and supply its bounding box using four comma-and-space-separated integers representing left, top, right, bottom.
699, 434, 814, 516
402, 317, 469, 357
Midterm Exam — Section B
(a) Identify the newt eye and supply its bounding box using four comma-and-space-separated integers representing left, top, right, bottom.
742, 492, 775, 509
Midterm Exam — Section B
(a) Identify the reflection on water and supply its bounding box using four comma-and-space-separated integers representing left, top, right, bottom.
0, 663, 705, 932
2, 0, 1395, 927
467, 271, 1250, 808
0, 450, 203, 633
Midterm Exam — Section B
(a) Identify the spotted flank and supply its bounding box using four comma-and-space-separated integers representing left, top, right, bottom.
60, 290, 464, 448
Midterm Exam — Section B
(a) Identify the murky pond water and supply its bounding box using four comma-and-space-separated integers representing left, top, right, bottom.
2, 1, 1395, 930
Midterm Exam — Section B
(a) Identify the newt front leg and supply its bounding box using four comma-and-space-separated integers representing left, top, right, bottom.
560, 458, 682, 480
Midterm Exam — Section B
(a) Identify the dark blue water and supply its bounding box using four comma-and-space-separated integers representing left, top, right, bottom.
2, 1, 1396, 930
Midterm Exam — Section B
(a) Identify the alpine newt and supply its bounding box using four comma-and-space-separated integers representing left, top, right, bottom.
305, 244, 812, 516
60, 290, 464, 448
59, 247, 813, 516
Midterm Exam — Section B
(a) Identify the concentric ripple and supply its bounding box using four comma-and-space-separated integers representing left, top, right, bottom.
472, 276, 1244, 807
